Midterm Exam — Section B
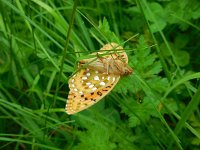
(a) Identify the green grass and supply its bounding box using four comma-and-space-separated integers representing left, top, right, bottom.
0, 0, 200, 149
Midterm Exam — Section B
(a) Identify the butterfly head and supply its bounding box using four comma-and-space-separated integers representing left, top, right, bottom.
113, 60, 133, 76
123, 65, 133, 76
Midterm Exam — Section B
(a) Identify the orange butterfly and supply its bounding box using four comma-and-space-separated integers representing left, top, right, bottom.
66, 43, 132, 114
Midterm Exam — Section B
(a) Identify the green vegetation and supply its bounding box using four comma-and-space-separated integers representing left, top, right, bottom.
0, 0, 200, 149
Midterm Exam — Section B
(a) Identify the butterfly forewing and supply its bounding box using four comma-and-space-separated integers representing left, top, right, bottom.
66, 43, 131, 115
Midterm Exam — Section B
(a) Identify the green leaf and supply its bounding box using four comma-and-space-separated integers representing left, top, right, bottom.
174, 50, 190, 67
120, 97, 158, 127
145, 3, 167, 32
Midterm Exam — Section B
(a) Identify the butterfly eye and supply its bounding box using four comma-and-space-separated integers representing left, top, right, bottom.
124, 70, 128, 75
124, 68, 131, 75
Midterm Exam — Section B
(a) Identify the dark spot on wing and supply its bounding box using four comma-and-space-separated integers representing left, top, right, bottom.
91, 92, 94, 95
106, 86, 111, 88
91, 98, 96, 102
97, 91, 102, 96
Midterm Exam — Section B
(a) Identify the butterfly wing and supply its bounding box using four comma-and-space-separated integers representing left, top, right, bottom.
66, 68, 120, 114
66, 43, 128, 114
99, 43, 128, 63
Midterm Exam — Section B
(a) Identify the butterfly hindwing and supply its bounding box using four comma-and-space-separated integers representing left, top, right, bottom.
66, 68, 120, 114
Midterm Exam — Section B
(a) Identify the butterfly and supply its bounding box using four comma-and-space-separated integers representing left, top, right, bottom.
66, 43, 133, 114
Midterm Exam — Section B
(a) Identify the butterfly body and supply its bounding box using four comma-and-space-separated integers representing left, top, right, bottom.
66, 43, 132, 114
80, 58, 132, 76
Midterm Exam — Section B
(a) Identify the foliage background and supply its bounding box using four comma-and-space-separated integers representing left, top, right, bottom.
0, 0, 200, 149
